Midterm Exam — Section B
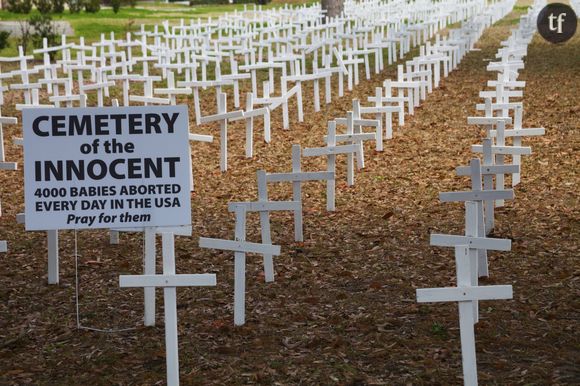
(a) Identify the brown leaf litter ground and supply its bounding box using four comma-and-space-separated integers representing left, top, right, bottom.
0, 6, 578, 386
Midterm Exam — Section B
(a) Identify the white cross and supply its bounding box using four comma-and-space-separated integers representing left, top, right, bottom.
198, 92, 244, 172
384, 79, 419, 115
487, 105, 544, 186
417, 245, 513, 386
254, 83, 300, 130
81, 69, 115, 107
332, 110, 377, 184
199, 229, 281, 326
399, 64, 431, 101
455, 158, 520, 246
367, 86, 406, 134
128, 57, 168, 106
154, 70, 191, 105
228, 170, 300, 283
303, 121, 359, 211
120, 232, 216, 386
471, 120, 531, 207
107, 53, 139, 106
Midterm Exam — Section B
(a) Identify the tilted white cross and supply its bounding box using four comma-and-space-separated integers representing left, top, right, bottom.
228, 170, 300, 283
199, 224, 281, 326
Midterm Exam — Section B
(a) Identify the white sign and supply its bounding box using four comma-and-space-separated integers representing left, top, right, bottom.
23, 106, 191, 230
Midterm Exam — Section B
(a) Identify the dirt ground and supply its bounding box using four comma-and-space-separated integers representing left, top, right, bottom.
0, 5, 578, 386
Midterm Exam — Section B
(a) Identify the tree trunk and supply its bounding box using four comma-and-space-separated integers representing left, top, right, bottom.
321, 0, 344, 21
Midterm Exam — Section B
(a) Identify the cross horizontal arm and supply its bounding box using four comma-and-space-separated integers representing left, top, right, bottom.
16, 104, 54, 110
119, 274, 216, 288
487, 80, 525, 88
189, 133, 214, 142
154, 87, 191, 95
177, 79, 234, 88
471, 144, 532, 155
0, 117, 17, 125
199, 110, 244, 124
456, 164, 520, 176
324, 133, 376, 142
130, 96, 171, 105
82, 81, 115, 91
489, 128, 545, 137
302, 144, 359, 157
227, 201, 301, 213
0, 162, 17, 170
230, 107, 269, 120
467, 116, 512, 125
430, 233, 511, 251
10, 83, 42, 90
416, 285, 513, 303
439, 189, 514, 202
50, 95, 81, 103
479, 90, 523, 98
266, 171, 335, 182
110, 225, 192, 235
199, 237, 281, 256
335, 118, 380, 127
475, 102, 522, 111
367, 96, 407, 103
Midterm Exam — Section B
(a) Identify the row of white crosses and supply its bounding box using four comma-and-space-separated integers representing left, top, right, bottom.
197, 112, 376, 326
0, 59, 19, 253
416, 3, 547, 385
192, 0, 519, 330
0, 0, 495, 184
0, 2, 529, 386
0, 0, 494, 296
186, 1, 492, 170
4, 3, 482, 109
193, 2, 500, 329
342, 3, 510, 158
122, 0, 528, 340
186, 1, 502, 312
468, 1, 545, 235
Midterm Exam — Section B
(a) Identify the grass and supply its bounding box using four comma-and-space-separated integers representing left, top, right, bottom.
0, 0, 315, 55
